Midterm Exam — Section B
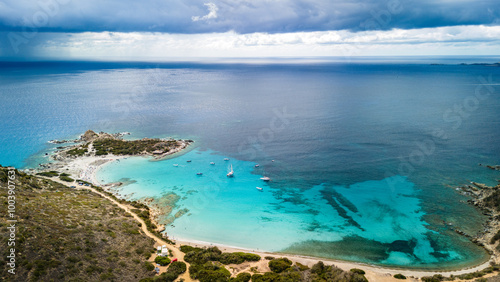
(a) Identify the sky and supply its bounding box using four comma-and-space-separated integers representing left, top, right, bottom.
0, 0, 499, 60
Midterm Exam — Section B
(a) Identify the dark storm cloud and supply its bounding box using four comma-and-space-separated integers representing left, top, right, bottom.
0, 0, 498, 34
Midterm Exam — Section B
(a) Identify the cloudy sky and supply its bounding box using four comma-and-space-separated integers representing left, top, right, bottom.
0, 0, 499, 60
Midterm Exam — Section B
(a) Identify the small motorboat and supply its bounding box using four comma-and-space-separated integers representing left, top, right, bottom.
260, 176, 271, 181
197, 172, 203, 176
256, 187, 263, 191
224, 158, 230, 161
255, 164, 260, 168
227, 164, 234, 177
173, 164, 179, 167
187, 160, 192, 163
210, 162, 215, 165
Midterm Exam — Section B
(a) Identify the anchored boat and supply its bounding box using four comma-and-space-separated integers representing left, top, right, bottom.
227, 164, 234, 177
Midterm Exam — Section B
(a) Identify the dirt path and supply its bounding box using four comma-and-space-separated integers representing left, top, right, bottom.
42, 176, 194, 282
77, 184, 194, 282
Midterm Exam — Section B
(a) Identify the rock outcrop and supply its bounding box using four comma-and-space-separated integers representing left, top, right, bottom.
80, 130, 99, 142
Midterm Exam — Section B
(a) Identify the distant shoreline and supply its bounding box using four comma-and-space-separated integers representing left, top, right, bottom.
430, 62, 500, 67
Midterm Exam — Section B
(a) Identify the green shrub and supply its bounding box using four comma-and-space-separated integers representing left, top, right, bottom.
60, 175, 74, 182
237, 252, 261, 262
230, 272, 251, 282
251, 274, 263, 280
268, 257, 292, 273
67, 256, 80, 263
421, 276, 444, 282
311, 261, 368, 282
219, 253, 245, 264
311, 261, 326, 274
36, 171, 59, 177
351, 268, 366, 275
85, 264, 104, 274
180, 245, 203, 253
184, 247, 222, 265
394, 273, 406, 279
189, 262, 231, 282
153, 261, 187, 282
67, 147, 87, 156
100, 272, 115, 280
491, 230, 500, 244
144, 261, 155, 271
154, 256, 171, 266
167, 261, 187, 275
296, 262, 309, 271
251, 272, 281, 282
218, 252, 261, 265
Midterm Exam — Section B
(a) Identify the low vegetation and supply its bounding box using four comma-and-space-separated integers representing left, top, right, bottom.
491, 230, 500, 245
181, 246, 261, 266
421, 264, 500, 281
350, 268, 365, 275
36, 171, 75, 183
190, 261, 232, 282
0, 166, 156, 281
36, 171, 60, 177
268, 257, 293, 273
394, 273, 406, 279
483, 189, 500, 212
139, 261, 187, 282
131, 208, 172, 243
59, 175, 74, 182
309, 261, 367, 282
93, 138, 180, 156
66, 143, 89, 156
180, 245, 368, 282
154, 256, 171, 266
230, 272, 251, 282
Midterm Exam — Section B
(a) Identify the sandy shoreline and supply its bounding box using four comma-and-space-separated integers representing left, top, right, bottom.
35, 152, 495, 280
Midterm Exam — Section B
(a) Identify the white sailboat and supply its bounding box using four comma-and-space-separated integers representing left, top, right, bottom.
256, 187, 263, 191
227, 164, 234, 177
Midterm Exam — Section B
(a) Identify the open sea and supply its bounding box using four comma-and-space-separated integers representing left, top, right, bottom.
1, 57, 500, 269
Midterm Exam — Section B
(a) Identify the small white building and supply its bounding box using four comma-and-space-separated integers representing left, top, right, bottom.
160, 247, 169, 256
157, 245, 169, 257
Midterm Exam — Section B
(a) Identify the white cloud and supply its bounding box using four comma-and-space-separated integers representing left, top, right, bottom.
192, 3, 218, 22
4, 25, 500, 59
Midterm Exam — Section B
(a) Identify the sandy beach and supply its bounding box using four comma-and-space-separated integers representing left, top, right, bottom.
41, 152, 495, 281
41, 154, 127, 185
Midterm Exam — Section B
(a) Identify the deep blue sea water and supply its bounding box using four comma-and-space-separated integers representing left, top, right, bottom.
1, 58, 500, 269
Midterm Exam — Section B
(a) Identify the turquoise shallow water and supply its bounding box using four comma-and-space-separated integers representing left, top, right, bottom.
97, 148, 486, 268
1, 59, 498, 268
